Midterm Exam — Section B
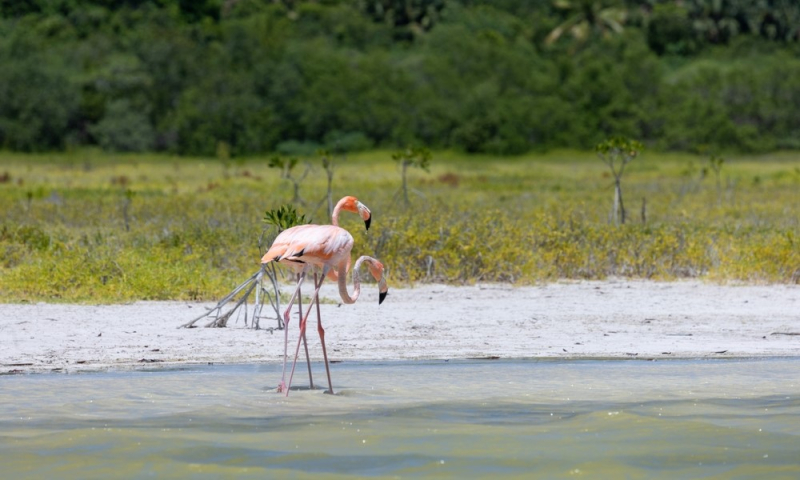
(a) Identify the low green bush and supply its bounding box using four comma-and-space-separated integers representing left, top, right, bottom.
0, 150, 797, 302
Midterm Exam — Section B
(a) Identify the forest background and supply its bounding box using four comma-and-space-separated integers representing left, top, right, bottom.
2, 0, 800, 156
1, 0, 799, 302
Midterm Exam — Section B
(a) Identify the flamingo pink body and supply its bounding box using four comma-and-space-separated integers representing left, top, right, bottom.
261, 196, 387, 395
263, 224, 354, 278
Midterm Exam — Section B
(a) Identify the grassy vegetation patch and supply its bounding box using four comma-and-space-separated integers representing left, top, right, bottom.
1, 150, 798, 302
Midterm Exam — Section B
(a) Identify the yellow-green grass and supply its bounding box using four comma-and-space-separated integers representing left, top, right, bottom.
1, 149, 798, 303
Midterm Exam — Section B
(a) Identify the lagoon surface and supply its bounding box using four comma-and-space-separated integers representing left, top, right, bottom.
2, 359, 800, 478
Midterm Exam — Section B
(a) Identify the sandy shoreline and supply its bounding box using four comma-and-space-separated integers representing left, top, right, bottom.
1, 280, 799, 374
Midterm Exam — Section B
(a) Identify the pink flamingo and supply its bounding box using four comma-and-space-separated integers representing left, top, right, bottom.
271, 196, 370, 390
287, 253, 386, 395
262, 196, 387, 395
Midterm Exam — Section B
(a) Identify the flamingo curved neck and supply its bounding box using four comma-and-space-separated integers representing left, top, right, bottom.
334, 255, 382, 304
336, 263, 361, 305
331, 200, 346, 227
337, 266, 361, 304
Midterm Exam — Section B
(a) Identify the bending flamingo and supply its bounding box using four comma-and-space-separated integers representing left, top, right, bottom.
285, 255, 386, 395
263, 196, 382, 394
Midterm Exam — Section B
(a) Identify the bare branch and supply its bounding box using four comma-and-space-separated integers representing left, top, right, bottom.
179, 270, 262, 329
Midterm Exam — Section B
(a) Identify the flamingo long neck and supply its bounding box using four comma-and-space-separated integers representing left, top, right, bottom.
331, 201, 345, 227
336, 261, 360, 305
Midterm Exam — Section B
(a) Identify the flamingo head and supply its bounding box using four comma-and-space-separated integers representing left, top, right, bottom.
340, 196, 372, 231
367, 259, 388, 305
378, 280, 388, 305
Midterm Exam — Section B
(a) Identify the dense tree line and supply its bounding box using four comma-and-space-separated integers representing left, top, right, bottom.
1, 0, 799, 156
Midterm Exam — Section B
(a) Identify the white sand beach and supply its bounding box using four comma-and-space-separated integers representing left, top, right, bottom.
2, 280, 799, 374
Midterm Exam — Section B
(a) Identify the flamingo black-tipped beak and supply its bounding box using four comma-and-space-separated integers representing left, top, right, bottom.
379, 291, 387, 304
364, 216, 371, 231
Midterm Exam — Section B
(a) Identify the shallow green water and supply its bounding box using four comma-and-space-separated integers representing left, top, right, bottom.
2, 359, 800, 478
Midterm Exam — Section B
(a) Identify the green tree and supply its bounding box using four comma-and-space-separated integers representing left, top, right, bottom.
0, 31, 80, 151
596, 136, 643, 225
545, 0, 628, 47
2, 0, 800, 156
170, 73, 279, 156
702, 153, 724, 204
90, 99, 155, 152
361, 0, 446, 40
645, 3, 697, 55
392, 145, 431, 206
268, 156, 311, 205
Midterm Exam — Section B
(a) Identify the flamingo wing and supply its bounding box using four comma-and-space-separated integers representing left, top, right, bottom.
290, 225, 353, 265
262, 225, 353, 269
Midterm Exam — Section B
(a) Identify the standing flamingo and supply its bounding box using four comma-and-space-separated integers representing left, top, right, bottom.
271, 196, 371, 389
263, 196, 383, 394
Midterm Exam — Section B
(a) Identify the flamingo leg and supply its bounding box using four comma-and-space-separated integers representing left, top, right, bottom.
285, 266, 329, 396
314, 272, 335, 395
277, 271, 306, 393
297, 277, 314, 389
